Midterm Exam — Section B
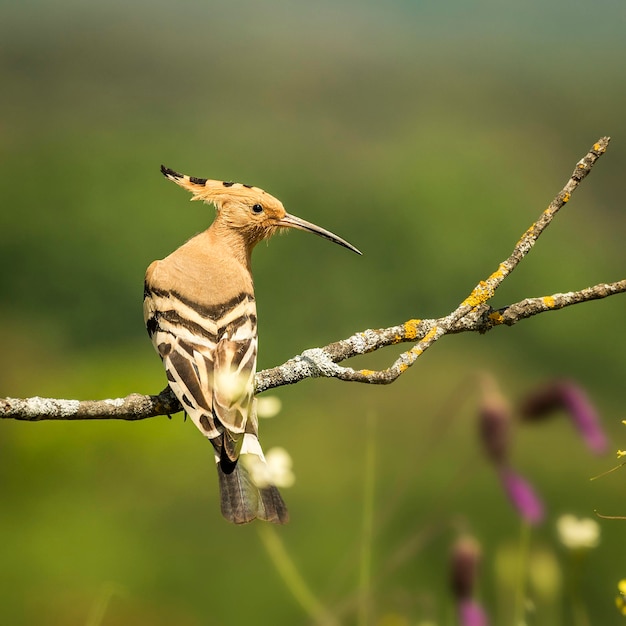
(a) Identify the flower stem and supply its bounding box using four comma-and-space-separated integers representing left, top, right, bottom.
358, 412, 376, 626
258, 525, 339, 626
513, 521, 531, 625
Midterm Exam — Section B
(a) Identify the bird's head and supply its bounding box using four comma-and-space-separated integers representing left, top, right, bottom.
161, 165, 361, 255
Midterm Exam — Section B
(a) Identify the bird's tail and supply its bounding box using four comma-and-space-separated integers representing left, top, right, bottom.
217, 460, 289, 524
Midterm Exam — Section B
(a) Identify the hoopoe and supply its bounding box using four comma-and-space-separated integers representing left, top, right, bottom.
144, 166, 361, 524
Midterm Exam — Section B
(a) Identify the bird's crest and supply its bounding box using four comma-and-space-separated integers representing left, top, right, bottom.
160, 165, 285, 215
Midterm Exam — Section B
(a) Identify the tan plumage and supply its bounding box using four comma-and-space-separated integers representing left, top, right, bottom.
144, 166, 360, 524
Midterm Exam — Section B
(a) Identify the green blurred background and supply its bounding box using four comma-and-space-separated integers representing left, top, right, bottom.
1, 0, 625, 624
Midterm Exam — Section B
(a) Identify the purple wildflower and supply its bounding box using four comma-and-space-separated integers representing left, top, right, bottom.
499, 466, 544, 525
450, 536, 490, 626
559, 381, 608, 454
458, 599, 489, 626
520, 379, 608, 455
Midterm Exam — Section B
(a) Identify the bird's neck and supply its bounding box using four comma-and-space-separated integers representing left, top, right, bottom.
209, 220, 254, 269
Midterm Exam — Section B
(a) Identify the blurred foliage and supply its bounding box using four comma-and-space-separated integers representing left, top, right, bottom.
1, 0, 626, 624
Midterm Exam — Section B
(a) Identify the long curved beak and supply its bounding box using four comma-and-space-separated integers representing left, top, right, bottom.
280, 213, 362, 255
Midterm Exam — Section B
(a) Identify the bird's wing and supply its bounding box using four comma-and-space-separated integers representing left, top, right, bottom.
212, 330, 258, 460
144, 280, 257, 459
159, 333, 221, 437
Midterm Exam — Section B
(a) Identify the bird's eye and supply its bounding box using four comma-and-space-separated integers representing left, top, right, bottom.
252, 204, 264, 214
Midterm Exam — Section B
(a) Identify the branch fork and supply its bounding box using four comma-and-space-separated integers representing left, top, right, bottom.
2, 137, 623, 421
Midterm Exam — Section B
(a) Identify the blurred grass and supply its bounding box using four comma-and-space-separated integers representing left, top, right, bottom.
2, 0, 626, 624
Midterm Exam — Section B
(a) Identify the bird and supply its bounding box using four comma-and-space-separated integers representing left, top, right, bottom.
143, 166, 361, 524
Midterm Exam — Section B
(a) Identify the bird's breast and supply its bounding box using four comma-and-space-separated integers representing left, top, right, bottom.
144, 256, 257, 345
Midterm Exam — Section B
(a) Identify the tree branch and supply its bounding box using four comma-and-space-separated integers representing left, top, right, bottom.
2, 138, 621, 422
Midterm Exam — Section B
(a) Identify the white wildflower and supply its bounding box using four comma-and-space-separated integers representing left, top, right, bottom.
256, 396, 282, 418
556, 514, 600, 550
243, 446, 295, 488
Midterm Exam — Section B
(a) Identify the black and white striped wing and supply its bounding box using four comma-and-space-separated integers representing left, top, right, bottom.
163, 333, 257, 450
144, 285, 257, 455
211, 331, 258, 460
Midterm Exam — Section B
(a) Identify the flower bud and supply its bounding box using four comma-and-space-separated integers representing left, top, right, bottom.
478, 376, 511, 465
450, 536, 482, 600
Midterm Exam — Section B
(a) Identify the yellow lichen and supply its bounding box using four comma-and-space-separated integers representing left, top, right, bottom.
463, 281, 494, 308
562, 192, 571, 203
543, 296, 556, 309
403, 319, 421, 340
488, 311, 504, 324
422, 326, 438, 343
359, 369, 376, 377
593, 142, 601, 151
488, 263, 508, 283
462, 264, 509, 309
